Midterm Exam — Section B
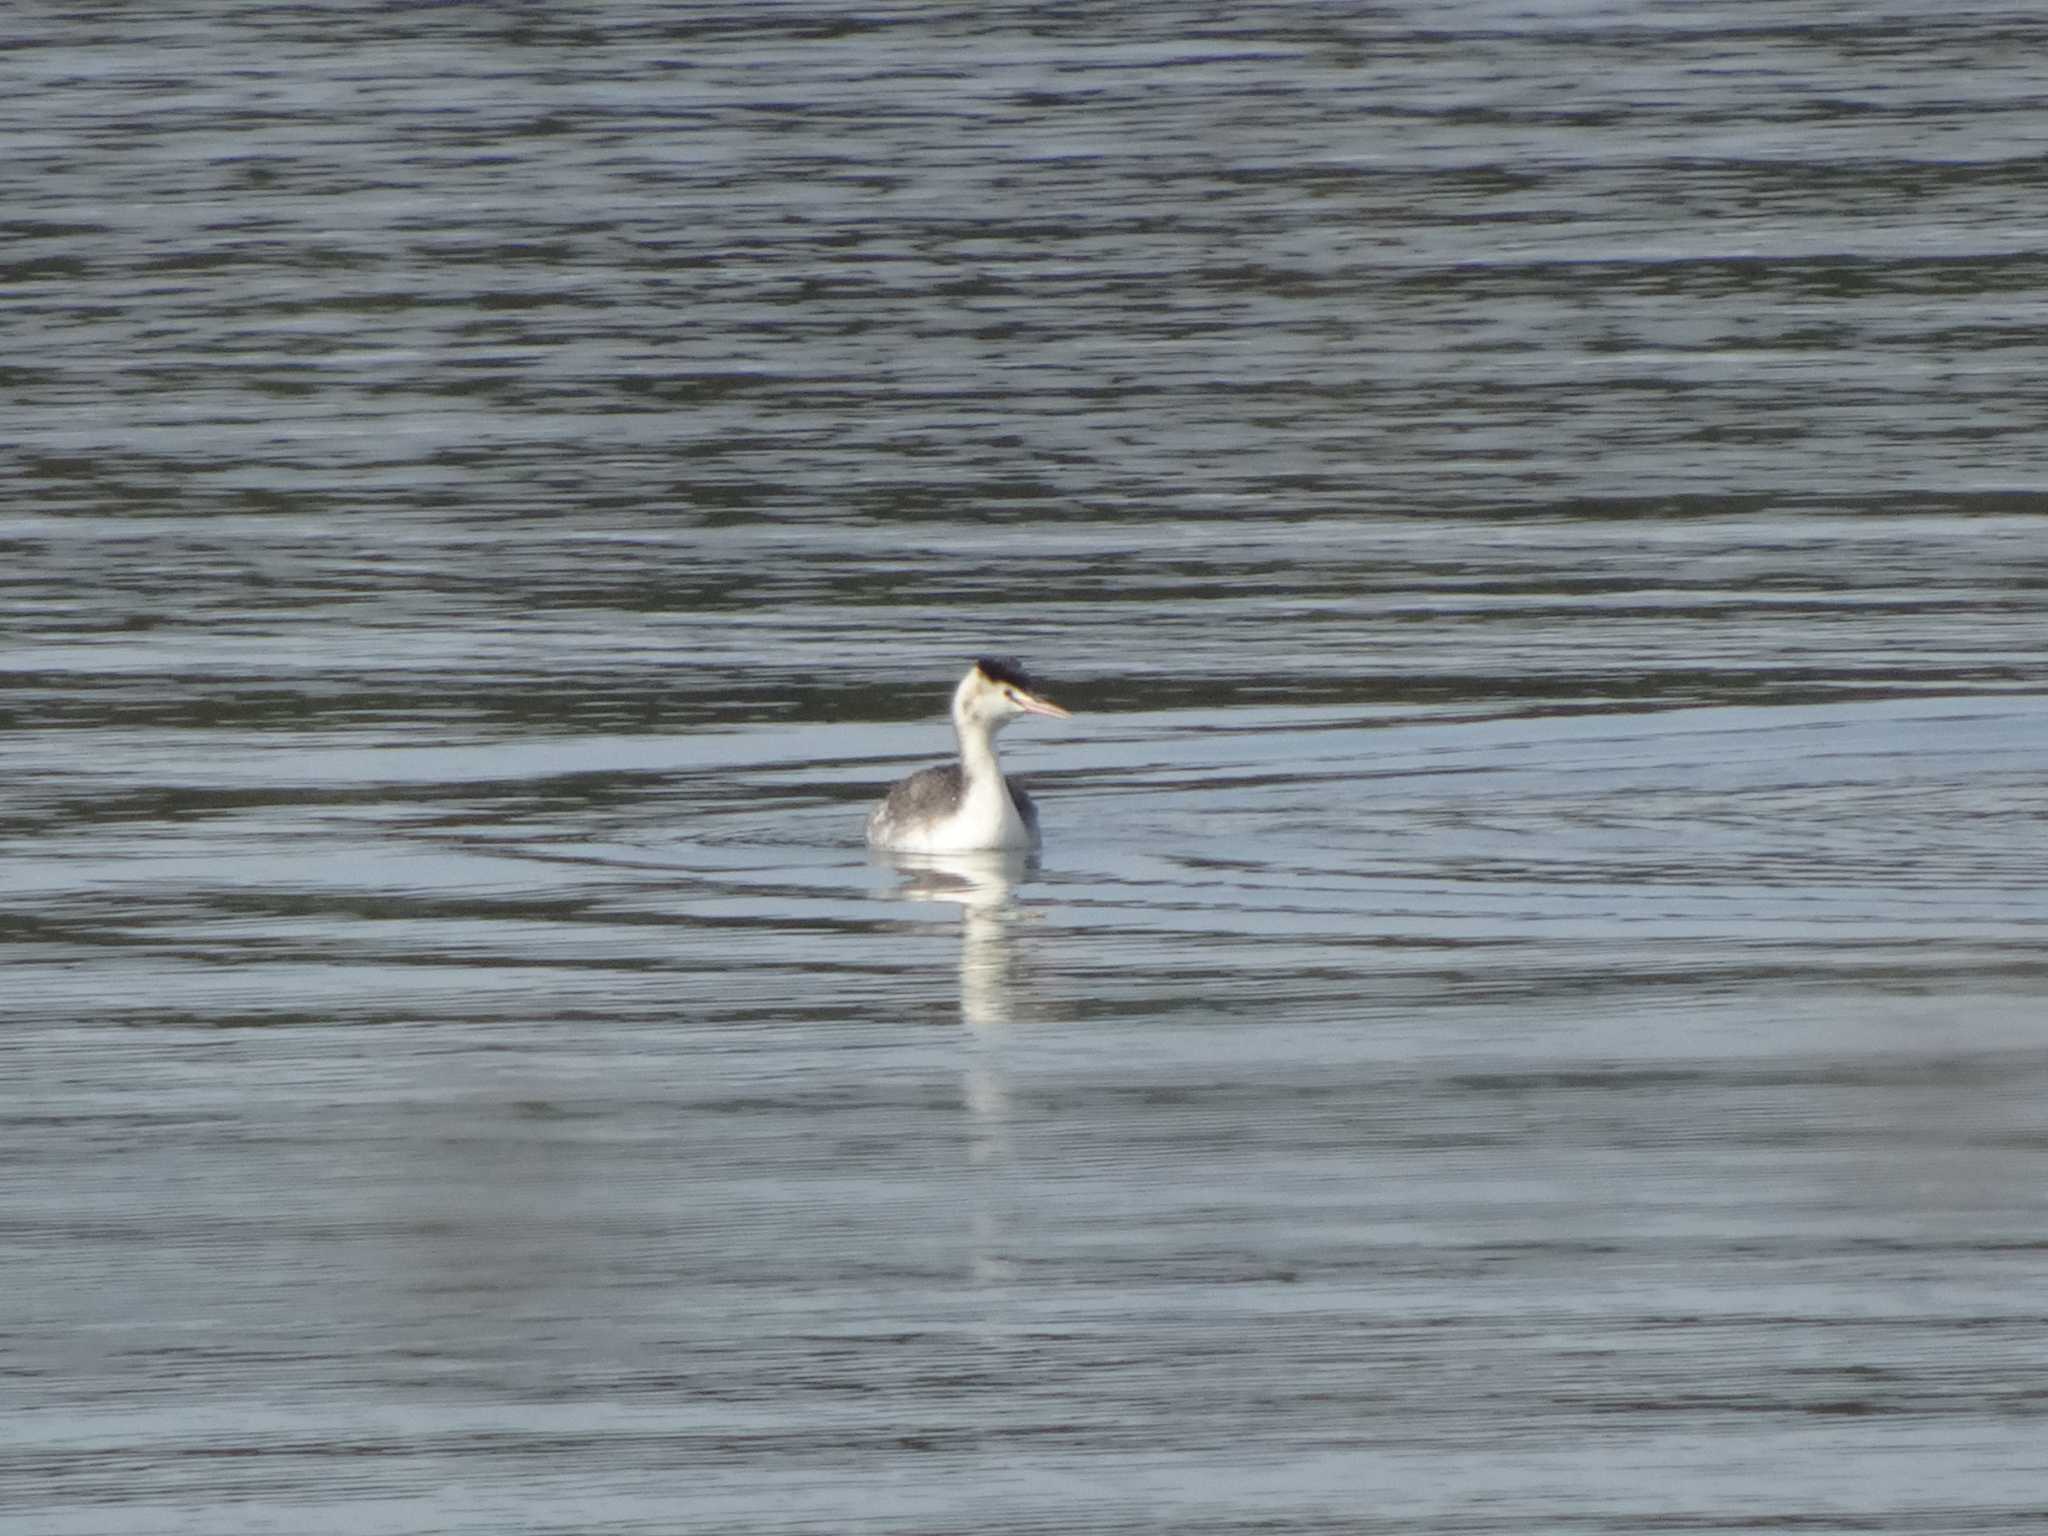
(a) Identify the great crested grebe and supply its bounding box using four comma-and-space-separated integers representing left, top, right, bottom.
866, 656, 1071, 853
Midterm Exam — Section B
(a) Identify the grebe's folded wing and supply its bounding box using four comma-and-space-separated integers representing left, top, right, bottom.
866, 763, 966, 845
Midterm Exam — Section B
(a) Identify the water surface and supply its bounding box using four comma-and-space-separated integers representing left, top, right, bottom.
6, 4, 2048, 1533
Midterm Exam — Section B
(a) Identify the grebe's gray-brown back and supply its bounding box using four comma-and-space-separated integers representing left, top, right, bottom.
866, 657, 1071, 853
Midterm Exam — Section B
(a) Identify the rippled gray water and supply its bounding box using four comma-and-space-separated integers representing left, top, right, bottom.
8, 4, 2048, 1533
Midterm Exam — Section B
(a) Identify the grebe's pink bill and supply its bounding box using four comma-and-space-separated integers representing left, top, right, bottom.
865, 657, 1071, 854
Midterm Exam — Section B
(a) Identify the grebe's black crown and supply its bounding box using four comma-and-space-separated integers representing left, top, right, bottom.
974, 655, 1037, 690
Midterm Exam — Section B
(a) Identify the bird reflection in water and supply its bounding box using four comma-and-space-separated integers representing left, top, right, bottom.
876, 847, 1038, 1283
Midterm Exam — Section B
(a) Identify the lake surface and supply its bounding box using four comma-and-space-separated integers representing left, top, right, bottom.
6, 4, 2048, 1532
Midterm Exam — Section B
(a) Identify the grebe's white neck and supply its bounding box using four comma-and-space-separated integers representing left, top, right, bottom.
951, 671, 1018, 785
